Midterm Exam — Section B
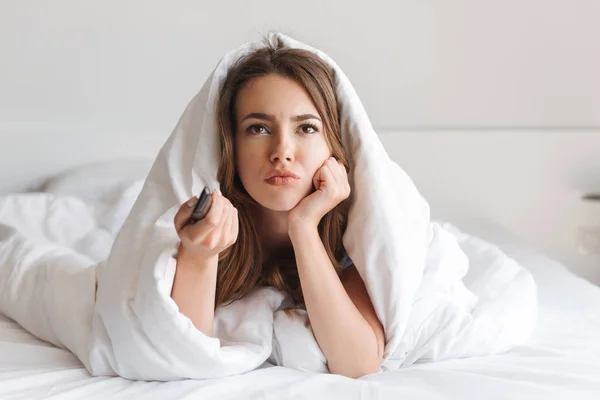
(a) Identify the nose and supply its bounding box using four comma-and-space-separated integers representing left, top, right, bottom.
269, 131, 295, 164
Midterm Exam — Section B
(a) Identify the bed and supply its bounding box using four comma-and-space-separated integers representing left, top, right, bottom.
1, 157, 600, 399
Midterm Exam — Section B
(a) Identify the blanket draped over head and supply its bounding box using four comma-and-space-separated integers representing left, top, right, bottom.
0, 32, 537, 380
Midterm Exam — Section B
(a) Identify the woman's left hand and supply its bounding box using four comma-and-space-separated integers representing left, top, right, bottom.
289, 156, 351, 230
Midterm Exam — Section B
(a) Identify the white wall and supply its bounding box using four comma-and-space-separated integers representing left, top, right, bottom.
379, 130, 600, 285
0, 1, 599, 281
1, 0, 599, 134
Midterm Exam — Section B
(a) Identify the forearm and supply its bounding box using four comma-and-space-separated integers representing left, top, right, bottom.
290, 225, 381, 378
171, 245, 218, 336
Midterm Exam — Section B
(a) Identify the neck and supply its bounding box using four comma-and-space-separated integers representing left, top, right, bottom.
258, 208, 293, 259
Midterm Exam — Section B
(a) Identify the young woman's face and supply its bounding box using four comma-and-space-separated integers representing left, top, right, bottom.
235, 74, 331, 212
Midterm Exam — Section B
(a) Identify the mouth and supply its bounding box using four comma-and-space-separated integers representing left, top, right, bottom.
264, 176, 300, 186
264, 170, 301, 187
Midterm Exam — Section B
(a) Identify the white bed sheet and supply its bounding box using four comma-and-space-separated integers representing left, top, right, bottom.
1, 220, 599, 399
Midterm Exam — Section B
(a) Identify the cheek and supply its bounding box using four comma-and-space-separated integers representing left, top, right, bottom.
235, 141, 263, 181
302, 141, 331, 174
235, 150, 251, 182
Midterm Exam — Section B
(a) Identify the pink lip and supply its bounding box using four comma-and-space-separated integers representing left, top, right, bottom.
265, 176, 299, 186
265, 169, 300, 180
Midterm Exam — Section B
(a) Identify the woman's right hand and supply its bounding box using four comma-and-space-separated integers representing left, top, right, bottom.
174, 188, 239, 261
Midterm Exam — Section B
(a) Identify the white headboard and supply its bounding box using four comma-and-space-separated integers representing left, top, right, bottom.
1, 128, 599, 284
0, 130, 165, 194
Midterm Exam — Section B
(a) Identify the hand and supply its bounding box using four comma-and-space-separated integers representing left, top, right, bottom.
289, 156, 351, 230
174, 189, 239, 262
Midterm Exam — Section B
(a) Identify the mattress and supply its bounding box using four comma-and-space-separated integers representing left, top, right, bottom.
1, 219, 599, 399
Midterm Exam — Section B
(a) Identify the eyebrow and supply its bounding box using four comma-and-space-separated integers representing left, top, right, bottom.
240, 113, 322, 123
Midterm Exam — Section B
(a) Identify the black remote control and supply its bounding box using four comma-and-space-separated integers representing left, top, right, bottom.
189, 186, 213, 224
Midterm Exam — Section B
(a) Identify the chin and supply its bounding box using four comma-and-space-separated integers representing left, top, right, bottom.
244, 180, 312, 212
251, 186, 304, 212
257, 195, 300, 212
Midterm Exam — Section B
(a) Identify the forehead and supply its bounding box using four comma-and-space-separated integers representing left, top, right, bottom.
235, 74, 319, 118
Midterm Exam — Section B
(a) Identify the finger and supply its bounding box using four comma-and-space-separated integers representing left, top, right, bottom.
218, 201, 233, 234
330, 160, 350, 195
335, 158, 346, 173
327, 157, 342, 185
313, 165, 325, 189
319, 162, 337, 189
330, 159, 350, 196
337, 158, 349, 172
209, 202, 232, 248
313, 157, 333, 188
223, 205, 237, 245
335, 159, 350, 184
185, 191, 225, 239
328, 157, 345, 183
174, 196, 198, 233
231, 207, 239, 242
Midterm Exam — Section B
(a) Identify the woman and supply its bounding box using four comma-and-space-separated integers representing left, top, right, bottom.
170, 37, 385, 378
0, 33, 534, 383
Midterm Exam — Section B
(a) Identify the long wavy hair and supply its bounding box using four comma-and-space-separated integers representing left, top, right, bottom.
215, 35, 350, 310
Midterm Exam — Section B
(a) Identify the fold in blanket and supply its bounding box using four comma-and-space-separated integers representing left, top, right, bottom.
0, 32, 537, 380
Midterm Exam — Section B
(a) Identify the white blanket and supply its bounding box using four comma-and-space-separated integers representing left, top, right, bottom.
0, 32, 537, 380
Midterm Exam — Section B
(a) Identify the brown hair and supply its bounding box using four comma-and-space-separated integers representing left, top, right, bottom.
215, 35, 350, 310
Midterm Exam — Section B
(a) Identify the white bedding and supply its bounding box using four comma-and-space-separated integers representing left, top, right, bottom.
1, 217, 599, 399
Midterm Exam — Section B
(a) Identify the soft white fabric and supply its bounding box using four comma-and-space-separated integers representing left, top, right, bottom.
41, 158, 153, 203
0, 32, 537, 381
2, 222, 598, 399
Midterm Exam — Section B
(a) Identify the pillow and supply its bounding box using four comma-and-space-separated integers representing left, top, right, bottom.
41, 158, 153, 203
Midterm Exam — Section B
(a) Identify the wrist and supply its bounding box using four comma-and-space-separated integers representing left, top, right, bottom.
177, 243, 218, 270
288, 221, 319, 242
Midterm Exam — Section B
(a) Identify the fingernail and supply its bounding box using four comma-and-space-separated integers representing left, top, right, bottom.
186, 197, 197, 207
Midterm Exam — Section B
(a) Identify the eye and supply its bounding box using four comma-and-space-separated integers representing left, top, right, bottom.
299, 123, 320, 134
246, 124, 269, 135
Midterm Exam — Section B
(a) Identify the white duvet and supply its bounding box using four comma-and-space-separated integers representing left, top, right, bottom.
0, 32, 537, 380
